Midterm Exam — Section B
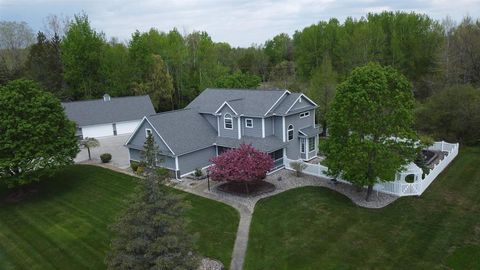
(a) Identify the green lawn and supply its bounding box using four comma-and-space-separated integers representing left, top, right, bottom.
245, 147, 480, 270
0, 165, 239, 270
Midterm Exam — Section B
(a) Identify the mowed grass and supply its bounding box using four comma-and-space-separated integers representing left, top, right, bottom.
245, 147, 480, 270
0, 165, 239, 270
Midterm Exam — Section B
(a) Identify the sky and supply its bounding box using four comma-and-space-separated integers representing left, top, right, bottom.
1, 0, 479, 47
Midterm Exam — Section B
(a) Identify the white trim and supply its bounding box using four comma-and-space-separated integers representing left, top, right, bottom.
267, 166, 285, 175
145, 128, 152, 138
261, 118, 265, 138
145, 117, 176, 155
282, 116, 286, 142
217, 116, 220, 136
224, 113, 233, 130
175, 156, 179, 170
300, 111, 310, 118
180, 164, 213, 178
286, 94, 318, 114
124, 116, 147, 145
237, 116, 241, 139
124, 116, 176, 155
264, 90, 291, 116
245, 118, 254, 128
215, 101, 238, 115
287, 124, 294, 141
300, 138, 306, 153
298, 129, 308, 136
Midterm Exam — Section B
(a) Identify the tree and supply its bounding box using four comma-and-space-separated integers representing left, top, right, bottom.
61, 13, 105, 100
415, 84, 480, 145
214, 70, 261, 89
106, 133, 198, 269
25, 32, 65, 98
0, 21, 34, 75
323, 63, 419, 201
79, 137, 100, 160
0, 79, 78, 188
132, 54, 174, 111
308, 56, 337, 135
208, 144, 274, 193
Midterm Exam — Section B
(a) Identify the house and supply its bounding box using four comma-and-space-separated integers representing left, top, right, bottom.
62, 94, 155, 139
125, 89, 320, 178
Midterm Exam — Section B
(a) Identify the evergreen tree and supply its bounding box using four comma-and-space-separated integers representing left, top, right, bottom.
106, 134, 198, 270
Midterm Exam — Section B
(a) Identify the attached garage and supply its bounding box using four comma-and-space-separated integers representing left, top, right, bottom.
62, 94, 155, 139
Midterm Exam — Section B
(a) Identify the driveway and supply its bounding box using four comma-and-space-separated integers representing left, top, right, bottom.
75, 134, 131, 169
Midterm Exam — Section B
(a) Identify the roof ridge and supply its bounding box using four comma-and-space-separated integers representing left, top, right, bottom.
148, 108, 192, 117
62, 95, 149, 104
205, 88, 287, 92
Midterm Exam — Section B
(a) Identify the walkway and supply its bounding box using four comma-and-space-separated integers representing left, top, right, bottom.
173, 169, 398, 270
84, 161, 398, 270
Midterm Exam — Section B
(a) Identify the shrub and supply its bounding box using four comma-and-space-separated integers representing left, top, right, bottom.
100, 153, 112, 163
290, 161, 307, 177
136, 166, 145, 175
194, 168, 203, 177
130, 161, 139, 172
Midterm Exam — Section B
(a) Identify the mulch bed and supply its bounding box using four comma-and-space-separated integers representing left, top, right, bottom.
216, 181, 276, 197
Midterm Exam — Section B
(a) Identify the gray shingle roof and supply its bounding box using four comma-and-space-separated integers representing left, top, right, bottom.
186, 88, 287, 117
62, 95, 155, 126
146, 109, 218, 155
216, 135, 287, 153
299, 126, 320, 137
270, 92, 301, 115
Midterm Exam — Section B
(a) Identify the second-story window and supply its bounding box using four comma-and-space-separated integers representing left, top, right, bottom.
224, 113, 233, 129
287, 124, 294, 141
145, 128, 152, 138
300, 111, 310, 118
245, 118, 253, 128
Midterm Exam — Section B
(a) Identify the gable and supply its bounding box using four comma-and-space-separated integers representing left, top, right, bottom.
289, 95, 316, 112
125, 118, 174, 155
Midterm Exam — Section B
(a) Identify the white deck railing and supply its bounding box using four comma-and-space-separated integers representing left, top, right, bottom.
284, 141, 459, 197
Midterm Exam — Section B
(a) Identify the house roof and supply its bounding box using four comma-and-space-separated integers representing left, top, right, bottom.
186, 88, 287, 117
216, 135, 287, 153
146, 109, 218, 155
62, 95, 155, 126
299, 125, 321, 137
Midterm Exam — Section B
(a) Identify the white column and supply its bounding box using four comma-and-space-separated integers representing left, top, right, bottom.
237, 116, 241, 139
262, 118, 265, 138
282, 116, 286, 142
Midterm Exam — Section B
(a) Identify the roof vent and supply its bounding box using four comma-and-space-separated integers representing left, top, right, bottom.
103, 94, 111, 102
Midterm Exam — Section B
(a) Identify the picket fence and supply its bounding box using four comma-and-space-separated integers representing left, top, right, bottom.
284, 141, 459, 197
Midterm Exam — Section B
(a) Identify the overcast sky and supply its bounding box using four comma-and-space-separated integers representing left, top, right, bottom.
1, 0, 479, 47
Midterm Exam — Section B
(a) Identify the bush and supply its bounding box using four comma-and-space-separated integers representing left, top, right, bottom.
194, 168, 203, 177
130, 161, 139, 172
290, 161, 307, 177
136, 166, 145, 175
100, 153, 112, 163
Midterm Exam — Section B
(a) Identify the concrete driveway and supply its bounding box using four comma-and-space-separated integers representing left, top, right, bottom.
75, 134, 131, 169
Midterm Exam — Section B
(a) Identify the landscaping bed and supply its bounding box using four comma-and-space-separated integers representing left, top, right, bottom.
217, 180, 275, 197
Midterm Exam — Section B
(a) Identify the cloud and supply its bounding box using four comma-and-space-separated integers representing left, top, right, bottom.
1, 0, 479, 46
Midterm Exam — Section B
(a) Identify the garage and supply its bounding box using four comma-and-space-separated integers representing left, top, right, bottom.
62, 94, 155, 139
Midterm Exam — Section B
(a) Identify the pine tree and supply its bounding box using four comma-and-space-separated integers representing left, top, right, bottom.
106, 134, 199, 269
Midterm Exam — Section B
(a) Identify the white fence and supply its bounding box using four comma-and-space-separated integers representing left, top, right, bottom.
284, 141, 459, 197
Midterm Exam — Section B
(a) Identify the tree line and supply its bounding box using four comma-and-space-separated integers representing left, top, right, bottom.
1, 11, 479, 143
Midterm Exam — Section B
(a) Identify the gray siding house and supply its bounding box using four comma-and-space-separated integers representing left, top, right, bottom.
125, 89, 320, 178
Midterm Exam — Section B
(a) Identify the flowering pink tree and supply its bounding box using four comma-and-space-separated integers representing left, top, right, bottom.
209, 144, 274, 183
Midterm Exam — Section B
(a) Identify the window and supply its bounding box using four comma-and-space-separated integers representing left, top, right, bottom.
145, 128, 152, 138
300, 111, 310, 118
224, 113, 233, 129
308, 137, 315, 151
245, 118, 253, 128
300, 138, 306, 153
287, 124, 294, 141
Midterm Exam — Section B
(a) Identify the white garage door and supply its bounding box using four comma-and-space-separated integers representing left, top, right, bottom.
82, 124, 114, 138
116, 120, 140, 135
